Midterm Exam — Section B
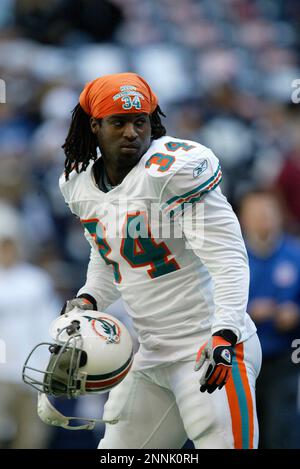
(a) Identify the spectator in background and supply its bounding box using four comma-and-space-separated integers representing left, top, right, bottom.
14, 0, 124, 45
0, 202, 60, 448
275, 117, 300, 234
239, 191, 300, 449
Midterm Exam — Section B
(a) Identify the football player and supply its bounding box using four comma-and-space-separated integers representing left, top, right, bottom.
59, 73, 262, 449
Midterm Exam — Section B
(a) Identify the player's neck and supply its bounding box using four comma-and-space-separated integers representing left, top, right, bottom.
103, 163, 135, 187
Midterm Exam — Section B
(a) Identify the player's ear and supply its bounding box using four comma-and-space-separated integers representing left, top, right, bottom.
90, 117, 101, 134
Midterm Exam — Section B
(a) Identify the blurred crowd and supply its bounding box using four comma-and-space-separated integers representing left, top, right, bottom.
0, 0, 300, 449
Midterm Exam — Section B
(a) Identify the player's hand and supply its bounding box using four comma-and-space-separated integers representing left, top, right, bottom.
194, 330, 237, 394
60, 294, 97, 315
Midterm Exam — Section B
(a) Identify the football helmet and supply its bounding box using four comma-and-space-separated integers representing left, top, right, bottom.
23, 308, 134, 399
36, 391, 113, 430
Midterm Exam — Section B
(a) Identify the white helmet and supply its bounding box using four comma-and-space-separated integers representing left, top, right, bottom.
22, 309, 133, 430
23, 309, 134, 398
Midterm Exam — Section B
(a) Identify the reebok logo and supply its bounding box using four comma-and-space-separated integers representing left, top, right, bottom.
221, 349, 232, 364
193, 159, 208, 178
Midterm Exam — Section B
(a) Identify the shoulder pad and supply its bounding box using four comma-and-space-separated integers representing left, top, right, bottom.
159, 145, 222, 219
59, 161, 95, 206
59, 168, 79, 205
143, 136, 208, 179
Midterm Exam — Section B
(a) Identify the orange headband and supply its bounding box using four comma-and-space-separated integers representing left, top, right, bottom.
79, 72, 158, 119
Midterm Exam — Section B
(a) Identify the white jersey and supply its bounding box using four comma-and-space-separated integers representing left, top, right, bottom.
59, 136, 256, 369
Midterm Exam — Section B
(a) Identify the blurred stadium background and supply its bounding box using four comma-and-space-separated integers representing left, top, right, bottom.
0, 0, 300, 449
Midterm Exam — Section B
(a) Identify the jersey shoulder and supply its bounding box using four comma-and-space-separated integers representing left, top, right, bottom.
142, 135, 215, 180
143, 136, 222, 219
59, 161, 95, 204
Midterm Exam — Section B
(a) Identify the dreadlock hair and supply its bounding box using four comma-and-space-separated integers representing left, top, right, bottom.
150, 105, 167, 139
62, 104, 167, 180
62, 104, 97, 180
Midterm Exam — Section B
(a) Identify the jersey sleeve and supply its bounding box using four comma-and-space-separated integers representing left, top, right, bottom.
59, 171, 121, 310
77, 228, 121, 311
178, 188, 249, 341
160, 147, 222, 219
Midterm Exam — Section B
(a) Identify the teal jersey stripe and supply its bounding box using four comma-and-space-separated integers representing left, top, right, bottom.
231, 354, 250, 449
164, 163, 221, 208
168, 175, 222, 219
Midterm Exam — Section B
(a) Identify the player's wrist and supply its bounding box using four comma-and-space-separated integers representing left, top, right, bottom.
60, 293, 98, 316
212, 329, 237, 346
77, 293, 98, 311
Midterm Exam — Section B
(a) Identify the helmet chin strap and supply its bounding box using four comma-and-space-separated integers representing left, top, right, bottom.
37, 392, 119, 431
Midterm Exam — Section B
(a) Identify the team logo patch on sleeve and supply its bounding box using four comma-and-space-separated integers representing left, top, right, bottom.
193, 159, 208, 179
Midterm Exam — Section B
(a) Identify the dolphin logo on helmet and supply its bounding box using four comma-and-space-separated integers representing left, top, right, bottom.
83, 315, 120, 344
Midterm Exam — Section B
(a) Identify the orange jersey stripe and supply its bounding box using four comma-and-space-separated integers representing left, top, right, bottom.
225, 343, 255, 449
235, 343, 254, 449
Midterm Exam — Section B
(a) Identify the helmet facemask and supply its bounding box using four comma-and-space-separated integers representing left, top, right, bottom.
23, 322, 87, 398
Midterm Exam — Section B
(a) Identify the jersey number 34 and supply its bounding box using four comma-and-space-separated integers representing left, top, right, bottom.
82, 212, 180, 283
